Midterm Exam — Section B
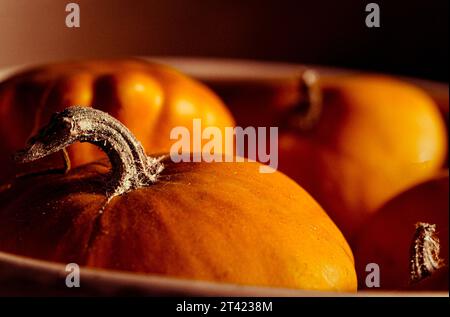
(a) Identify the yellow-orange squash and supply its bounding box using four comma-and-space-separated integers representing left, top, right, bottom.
0, 106, 357, 292
0, 58, 234, 180
354, 172, 448, 291
278, 75, 447, 239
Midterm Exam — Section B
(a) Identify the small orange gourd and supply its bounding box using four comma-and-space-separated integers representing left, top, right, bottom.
354, 172, 448, 291
0, 107, 357, 292
277, 74, 447, 238
0, 59, 234, 180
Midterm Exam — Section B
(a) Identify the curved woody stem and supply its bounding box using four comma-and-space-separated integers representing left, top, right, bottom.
14, 106, 164, 200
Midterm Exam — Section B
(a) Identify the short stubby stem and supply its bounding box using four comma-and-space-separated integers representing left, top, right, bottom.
286, 69, 323, 131
409, 222, 444, 283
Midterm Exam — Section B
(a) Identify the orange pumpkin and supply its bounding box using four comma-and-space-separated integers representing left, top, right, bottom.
353, 172, 448, 291
0, 58, 234, 180
0, 107, 357, 292
277, 74, 447, 239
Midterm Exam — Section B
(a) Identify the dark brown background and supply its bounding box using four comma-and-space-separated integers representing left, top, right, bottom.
0, 0, 448, 81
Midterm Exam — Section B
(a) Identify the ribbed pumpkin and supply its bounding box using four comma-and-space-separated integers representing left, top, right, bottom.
0, 107, 357, 292
0, 59, 234, 180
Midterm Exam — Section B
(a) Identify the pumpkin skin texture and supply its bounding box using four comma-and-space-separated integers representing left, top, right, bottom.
354, 173, 449, 291
0, 59, 234, 180
278, 75, 447, 239
0, 157, 357, 292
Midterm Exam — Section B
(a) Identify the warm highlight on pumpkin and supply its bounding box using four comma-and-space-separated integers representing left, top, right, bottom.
278, 75, 447, 239
0, 106, 356, 292
0, 158, 357, 292
0, 59, 234, 180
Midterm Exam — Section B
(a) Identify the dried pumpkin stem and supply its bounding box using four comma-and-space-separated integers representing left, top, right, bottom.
409, 222, 444, 283
287, 69, 323, 130
14, 106, 164, 200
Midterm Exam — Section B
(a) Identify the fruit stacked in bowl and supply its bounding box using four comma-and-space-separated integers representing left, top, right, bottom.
0, 58, 447, 295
